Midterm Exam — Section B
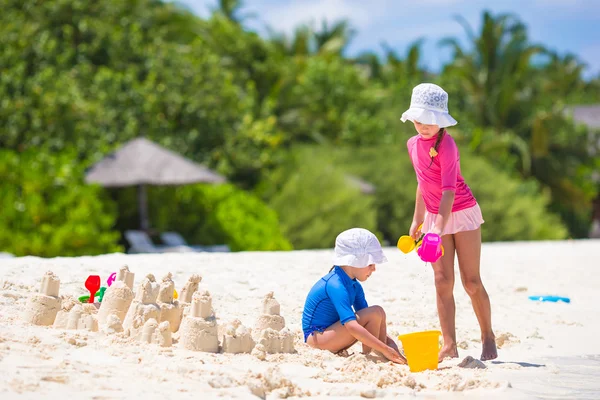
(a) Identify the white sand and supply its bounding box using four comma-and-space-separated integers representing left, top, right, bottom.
1, 240, 599, 399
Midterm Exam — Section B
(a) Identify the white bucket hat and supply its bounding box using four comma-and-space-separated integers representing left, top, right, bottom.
332, 228, 388, 268
400, 83, 457, 128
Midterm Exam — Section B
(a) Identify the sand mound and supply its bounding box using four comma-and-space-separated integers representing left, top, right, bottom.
22, 271, 61, 326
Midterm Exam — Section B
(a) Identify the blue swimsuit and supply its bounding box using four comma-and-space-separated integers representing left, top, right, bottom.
302, 266, 368, 341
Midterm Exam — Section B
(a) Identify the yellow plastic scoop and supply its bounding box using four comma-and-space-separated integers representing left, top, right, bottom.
397, 235, 417, 253
397, 224, 423, 254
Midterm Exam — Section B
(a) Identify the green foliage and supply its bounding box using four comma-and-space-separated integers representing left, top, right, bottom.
271, 56, 388, 145
259, 147, 378, 249
0, 1, 597, 256
0, 148, 122, 257
0, 0, 261, 173
459, 153, 568, 241
113, 184, 292, 251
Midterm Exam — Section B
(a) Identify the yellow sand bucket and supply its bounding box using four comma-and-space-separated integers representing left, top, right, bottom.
397, 330, 441, 372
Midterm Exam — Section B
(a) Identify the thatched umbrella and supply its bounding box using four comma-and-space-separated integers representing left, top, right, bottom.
85, 138, 226, 230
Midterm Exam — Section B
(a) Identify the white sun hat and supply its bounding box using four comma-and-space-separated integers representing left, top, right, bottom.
400, 83, 458, 128
332, 228, 388, 268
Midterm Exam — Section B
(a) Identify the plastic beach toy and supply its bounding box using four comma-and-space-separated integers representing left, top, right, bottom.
107, 272, 117, 287
397, 234, 423, 254
85, 275, 101, 304
416, 233, 443, 263
529, 295, 570, 303
397, 224, 424, 254
398, 224, 444, 262
397, 330, 442, 372
78, 287, 106, 303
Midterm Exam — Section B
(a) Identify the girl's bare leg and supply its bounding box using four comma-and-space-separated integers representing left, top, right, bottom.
454, 227, 497, 361
432, 233, 459, 360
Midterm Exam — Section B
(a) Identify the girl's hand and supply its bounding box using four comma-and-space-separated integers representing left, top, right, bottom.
382, 346, 407, 364
409, 220, 422, 240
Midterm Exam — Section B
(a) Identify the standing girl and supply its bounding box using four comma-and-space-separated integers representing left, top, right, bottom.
401, 83, 497, 361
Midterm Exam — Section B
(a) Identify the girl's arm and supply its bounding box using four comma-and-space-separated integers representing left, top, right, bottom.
413, 185, 426, 224
432, 190, 455, 235
410, 185, 426, 239
344, 320, 405, 363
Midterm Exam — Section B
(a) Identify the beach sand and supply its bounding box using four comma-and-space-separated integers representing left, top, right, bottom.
1, 240, 599, 399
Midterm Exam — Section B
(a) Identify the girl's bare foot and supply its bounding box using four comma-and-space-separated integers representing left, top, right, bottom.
481, 337, 498, 361
438, 344, 459, 361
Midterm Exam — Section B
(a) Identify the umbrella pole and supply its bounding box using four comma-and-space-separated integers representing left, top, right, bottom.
138, 184, 150, 231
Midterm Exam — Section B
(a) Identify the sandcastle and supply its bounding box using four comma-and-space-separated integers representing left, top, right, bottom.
54, 297, 99, 332
252, 328, 295, 359
97, 265, 135, 325
250, 292, 295, 359
179, 290, 219, 352
53, 296, 78, 328
222, 319, 255, 354
156, 273, 182, 332
122, 274, 161, 339
140, 319, 172, 347
22, 271, 62, 326
255, 292, 285, 332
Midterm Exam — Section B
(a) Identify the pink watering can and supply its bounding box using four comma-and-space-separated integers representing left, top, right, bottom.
416, 233, 444, 263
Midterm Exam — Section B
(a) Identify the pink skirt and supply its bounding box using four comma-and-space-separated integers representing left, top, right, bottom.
422, 203, 484, 236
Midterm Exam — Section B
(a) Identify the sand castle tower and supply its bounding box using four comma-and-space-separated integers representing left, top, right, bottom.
222, 319, 255, 354
140, 319, 172, 347
156, 273, 182, 333
179, 274, 202, 303
66, 304, 99, 331
178, 274, 202, 318
97, 265, 135, 325
54, 298, 99, 332
53, 296, 78, 328
116, 265, 135, 289
122, 274, 161, 339
255, 292, 285, 332
179, 290, 219, 352
252, 328, 295, 359
22, 271, 62, 326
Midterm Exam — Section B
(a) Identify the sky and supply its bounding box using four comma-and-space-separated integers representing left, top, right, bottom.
176, 0, 600, 79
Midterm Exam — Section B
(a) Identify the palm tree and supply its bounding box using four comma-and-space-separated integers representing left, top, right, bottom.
267, 24, 313, 57
441, 11, 544, 131
379, 39, 426, 85
440, 11, 547, 174
212, 0, 255, 25
313, 19, 356, 56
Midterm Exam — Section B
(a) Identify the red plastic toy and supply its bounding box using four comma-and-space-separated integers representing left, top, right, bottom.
85, 275, 101, 304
